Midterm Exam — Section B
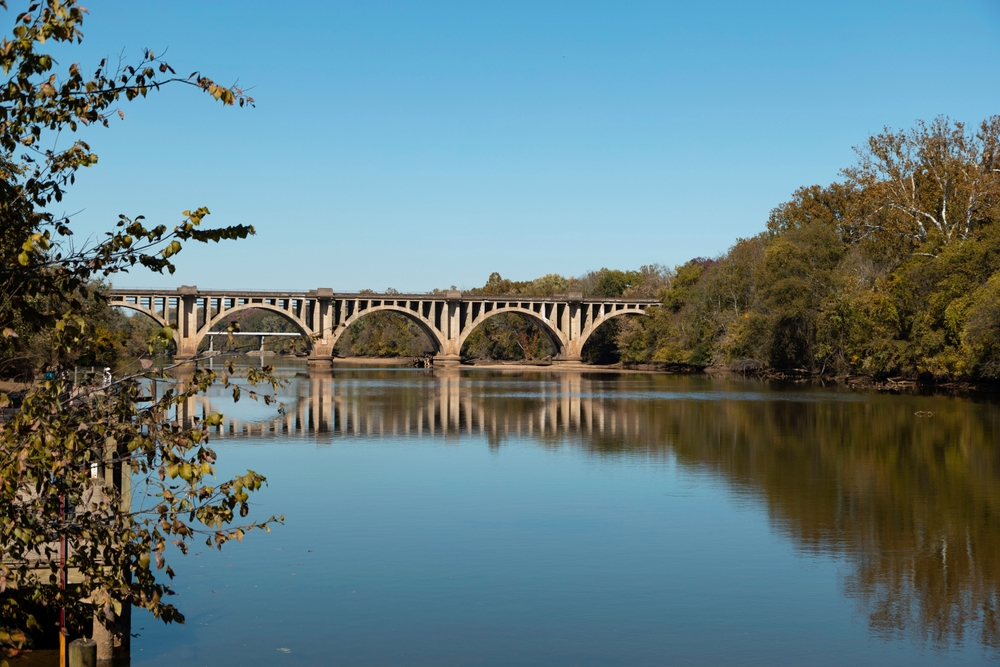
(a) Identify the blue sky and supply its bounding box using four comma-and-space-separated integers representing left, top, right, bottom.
49, 1, 1000, 291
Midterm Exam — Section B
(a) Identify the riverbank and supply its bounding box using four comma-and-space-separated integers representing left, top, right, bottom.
456, 359, 1000, 393
332, 356, 421, 366
319, 356, 998, 391
698, 364, 999, 394
454, 360, 700, 374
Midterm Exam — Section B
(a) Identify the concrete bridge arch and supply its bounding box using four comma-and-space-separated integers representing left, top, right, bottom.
576, 307, 654, 354
111, 301, 170, 329
330, 303, 448, 354
109, 297, 179, 349
198, 301, 312, 353
458, 305, 568, 358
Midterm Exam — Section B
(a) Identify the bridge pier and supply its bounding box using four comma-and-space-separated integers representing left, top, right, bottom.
432, 355, 463, 368
436, 291, 463, 365
557, 341, 585, 367
307, 353, 333, 367
306, 288, 336, 366
174, 285, 200, 361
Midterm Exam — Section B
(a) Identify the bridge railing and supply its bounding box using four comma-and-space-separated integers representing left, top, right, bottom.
108, 287, 661, 304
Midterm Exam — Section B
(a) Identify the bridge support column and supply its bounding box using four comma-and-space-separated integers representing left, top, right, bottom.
561, 340, 585, 363
433, 291, 463, 367
174, 285, 200, 361
556, 293, 584, 363
307, 288, 335, 367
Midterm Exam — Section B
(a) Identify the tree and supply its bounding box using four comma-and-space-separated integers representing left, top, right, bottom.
844, 116, 1000, 253
0, 2, 280, 661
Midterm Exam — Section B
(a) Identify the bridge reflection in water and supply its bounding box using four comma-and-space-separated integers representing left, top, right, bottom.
169, 368, 1000, 654
176, 371, 652, 446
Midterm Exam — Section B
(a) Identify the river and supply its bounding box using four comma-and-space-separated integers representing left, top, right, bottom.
128, 360, 1000, 666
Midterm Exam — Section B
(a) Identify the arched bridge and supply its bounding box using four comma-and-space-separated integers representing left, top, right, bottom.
108, 287, 660, 366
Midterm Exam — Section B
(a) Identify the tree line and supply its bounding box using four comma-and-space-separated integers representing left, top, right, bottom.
617, 116, 1000, 381
360, 116, 1000, 381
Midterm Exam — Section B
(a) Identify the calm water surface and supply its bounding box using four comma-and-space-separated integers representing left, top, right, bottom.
129, 363, 1000, 666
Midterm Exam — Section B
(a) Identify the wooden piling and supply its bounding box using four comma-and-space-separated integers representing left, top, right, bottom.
68, 638, 97, 667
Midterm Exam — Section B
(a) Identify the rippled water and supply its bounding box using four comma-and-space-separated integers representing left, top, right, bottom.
123, 362, 1000, 665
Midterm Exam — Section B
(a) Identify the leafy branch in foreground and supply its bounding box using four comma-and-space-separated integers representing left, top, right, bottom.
0, 0, 283, 660
0, 359, 283, 651
0, 0, 255, 380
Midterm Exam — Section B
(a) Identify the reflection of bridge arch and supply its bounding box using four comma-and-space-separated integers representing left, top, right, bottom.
458, 306, 568, 357
198, 302, 311, 352
330, 304, 446, 353
188, 372, 653, 447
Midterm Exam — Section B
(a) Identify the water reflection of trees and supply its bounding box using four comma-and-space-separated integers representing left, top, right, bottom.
656, 397, 1000, 653
190, 369, 1000, 651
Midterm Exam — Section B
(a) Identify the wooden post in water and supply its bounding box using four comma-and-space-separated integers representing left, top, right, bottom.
68, 638, 97, 667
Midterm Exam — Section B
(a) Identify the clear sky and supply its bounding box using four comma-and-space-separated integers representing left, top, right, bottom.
50, 1, 1000, 292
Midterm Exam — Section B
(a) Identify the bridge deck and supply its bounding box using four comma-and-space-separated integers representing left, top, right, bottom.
111, 288, 660, 304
